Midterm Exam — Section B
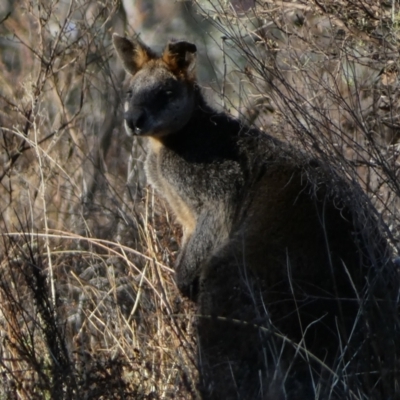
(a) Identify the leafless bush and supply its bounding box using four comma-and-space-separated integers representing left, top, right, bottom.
0, 1, 200, 398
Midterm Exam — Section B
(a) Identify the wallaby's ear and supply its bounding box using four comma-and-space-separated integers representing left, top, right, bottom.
112, 33, 154, 75
162, 41, 197, 76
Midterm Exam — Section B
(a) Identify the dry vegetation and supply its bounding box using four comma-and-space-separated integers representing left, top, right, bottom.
0, 0, 399, 399
0, 1, 199, 398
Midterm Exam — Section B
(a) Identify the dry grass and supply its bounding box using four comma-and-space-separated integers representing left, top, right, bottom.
1, 219, 199, 399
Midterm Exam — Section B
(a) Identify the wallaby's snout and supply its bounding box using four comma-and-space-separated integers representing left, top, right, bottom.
124, 108, 147, 136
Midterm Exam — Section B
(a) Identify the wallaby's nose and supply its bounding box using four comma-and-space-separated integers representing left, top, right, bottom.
124, 110, 146, 134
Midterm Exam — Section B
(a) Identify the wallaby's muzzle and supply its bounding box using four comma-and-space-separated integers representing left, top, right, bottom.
124, 109, 146, 136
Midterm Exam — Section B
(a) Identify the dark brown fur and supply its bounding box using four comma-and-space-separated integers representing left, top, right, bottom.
113, 34, 399, 399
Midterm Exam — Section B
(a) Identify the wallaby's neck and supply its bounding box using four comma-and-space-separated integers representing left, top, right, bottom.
182, 85, 232, 130
191, 84, 215, 116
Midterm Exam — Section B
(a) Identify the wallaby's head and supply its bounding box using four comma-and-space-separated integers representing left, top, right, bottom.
113, 33, 197, 137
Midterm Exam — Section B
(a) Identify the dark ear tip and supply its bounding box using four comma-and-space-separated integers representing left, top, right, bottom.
187, 43, 197, 53
168, 41, 197, 54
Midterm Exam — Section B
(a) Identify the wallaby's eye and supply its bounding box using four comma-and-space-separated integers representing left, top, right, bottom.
153, 90, 172, 105
166, 90, 175, 99
126, 89, 133, 99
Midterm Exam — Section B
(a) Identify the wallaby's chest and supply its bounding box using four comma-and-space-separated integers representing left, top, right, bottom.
144, 136, 246, 237
145, 138, 197, 236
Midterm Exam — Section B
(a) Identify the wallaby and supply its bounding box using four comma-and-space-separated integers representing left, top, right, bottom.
113, 33, 398, 400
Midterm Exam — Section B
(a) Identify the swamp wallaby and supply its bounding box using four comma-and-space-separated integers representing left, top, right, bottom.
113, 33, 399, 400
